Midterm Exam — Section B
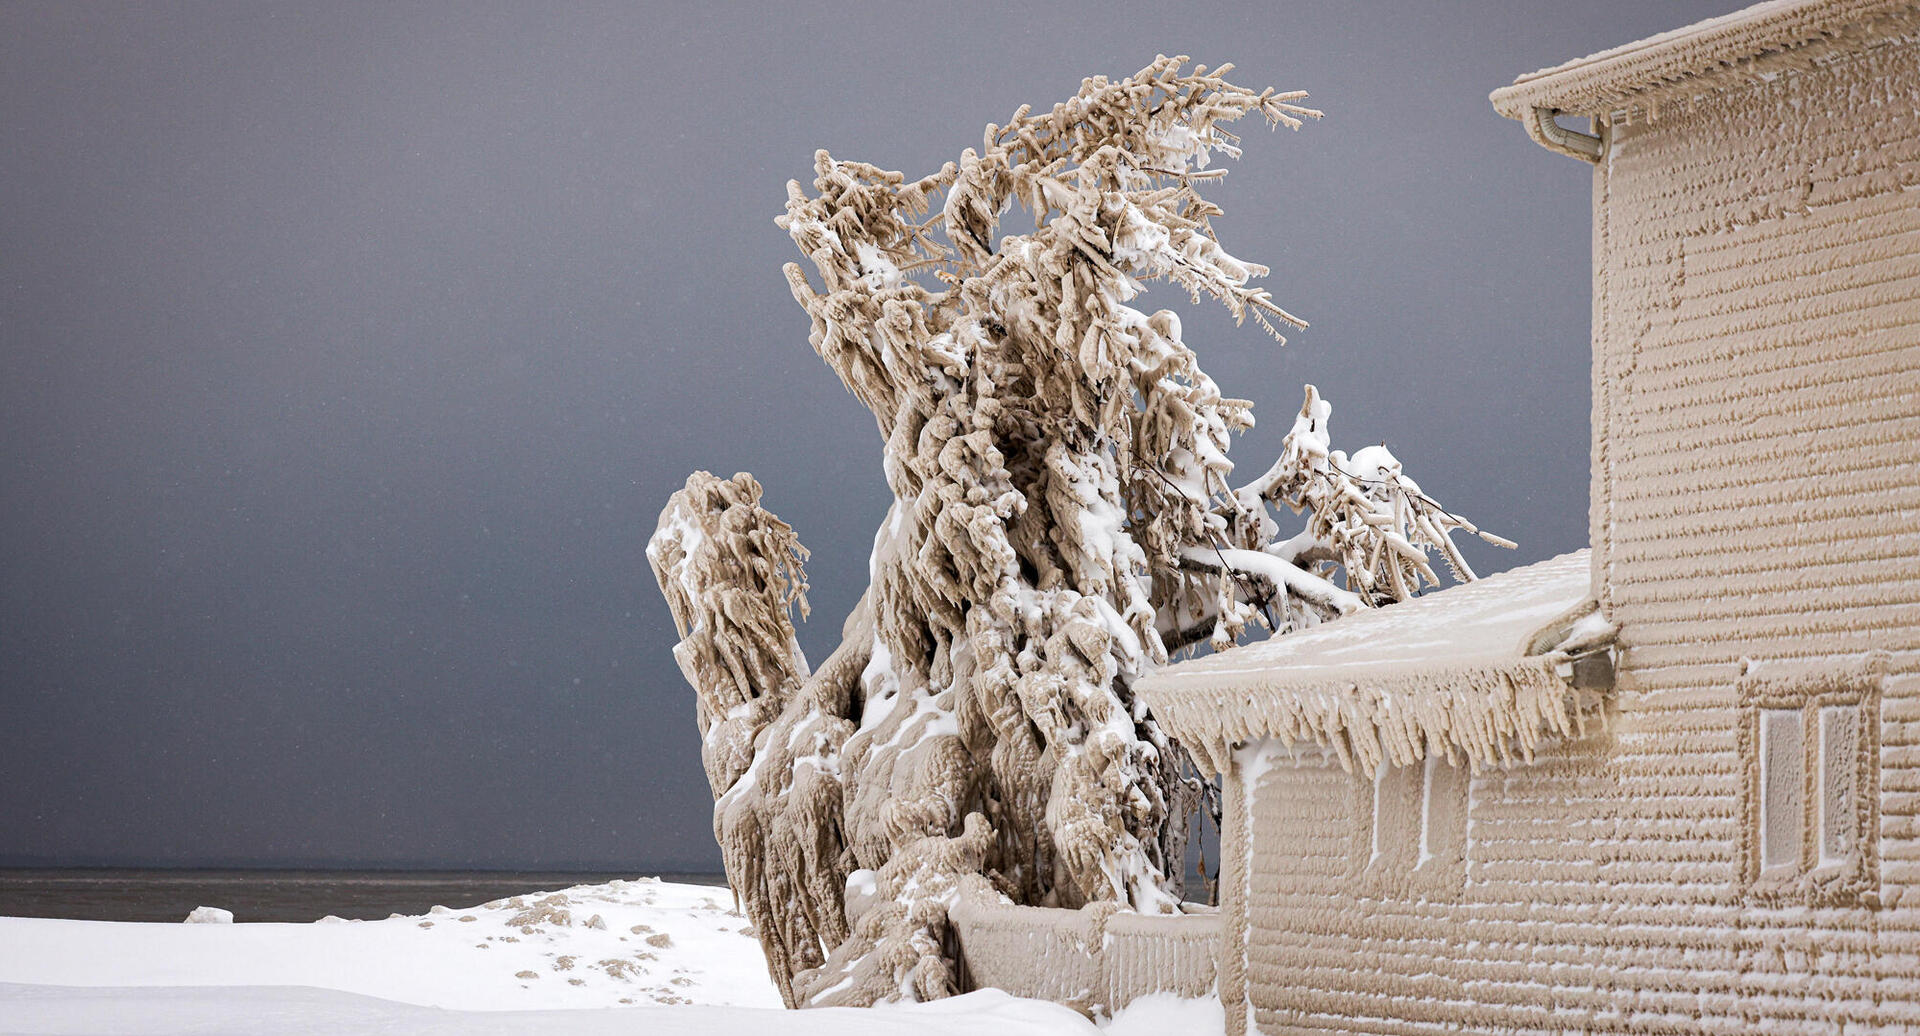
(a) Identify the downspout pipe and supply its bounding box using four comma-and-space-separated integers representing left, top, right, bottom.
1527, 107, 1605, 163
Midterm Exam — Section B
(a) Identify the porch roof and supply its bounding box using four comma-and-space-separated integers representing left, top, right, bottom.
1138, 550, 1610, 775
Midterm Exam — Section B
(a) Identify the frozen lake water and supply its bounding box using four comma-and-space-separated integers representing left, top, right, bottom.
0, 869, 725, 923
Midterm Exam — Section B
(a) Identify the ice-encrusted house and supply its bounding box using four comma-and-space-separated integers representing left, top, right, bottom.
1127, 2, 1920, 1033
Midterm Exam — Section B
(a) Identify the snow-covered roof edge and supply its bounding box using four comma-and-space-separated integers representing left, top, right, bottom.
1138, 550, 1611, 776
1147, 654, 1605, 778
1489, 0, 1920, 121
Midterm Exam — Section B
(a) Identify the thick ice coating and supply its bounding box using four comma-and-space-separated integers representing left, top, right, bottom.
648, 56, 1503, 1008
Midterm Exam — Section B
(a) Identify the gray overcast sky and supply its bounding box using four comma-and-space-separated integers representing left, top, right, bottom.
1, 1, 1735, 871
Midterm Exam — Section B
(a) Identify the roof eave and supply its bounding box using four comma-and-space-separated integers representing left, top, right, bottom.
1145, 656, 1609, 779
1490, 0, 1915, 122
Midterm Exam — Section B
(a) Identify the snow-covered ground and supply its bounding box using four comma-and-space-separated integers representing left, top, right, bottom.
0, 878, 1220, 1035
0, 984, 1144, 1036
0, 878, 776, 1012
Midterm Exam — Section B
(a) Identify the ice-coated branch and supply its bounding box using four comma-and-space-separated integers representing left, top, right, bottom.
648, 55, 1503, 1010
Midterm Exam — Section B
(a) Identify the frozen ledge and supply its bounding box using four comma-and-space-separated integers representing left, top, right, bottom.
1147, 658, 1608, 777
1490, 0, 1920, 122
1139, 550, 1612, 775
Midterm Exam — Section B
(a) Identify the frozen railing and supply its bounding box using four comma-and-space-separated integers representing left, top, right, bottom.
947, 892, 1219, 1015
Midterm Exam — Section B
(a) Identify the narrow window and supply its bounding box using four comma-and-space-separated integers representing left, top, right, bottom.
1760, 708, 1805, 872
1818, 705, 1861, 866
1417, 753, 1439, 868
1369, 763, 1390, 868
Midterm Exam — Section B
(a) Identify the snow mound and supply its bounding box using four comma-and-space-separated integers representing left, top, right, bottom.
0, 878, 778, 1011
1102, 991, 1225, 1035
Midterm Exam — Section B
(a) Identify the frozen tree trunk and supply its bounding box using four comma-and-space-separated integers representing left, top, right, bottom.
647, 57, 1509, 1008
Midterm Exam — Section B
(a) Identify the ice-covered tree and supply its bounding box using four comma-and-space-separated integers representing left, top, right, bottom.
647, 56, 1508, 1008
